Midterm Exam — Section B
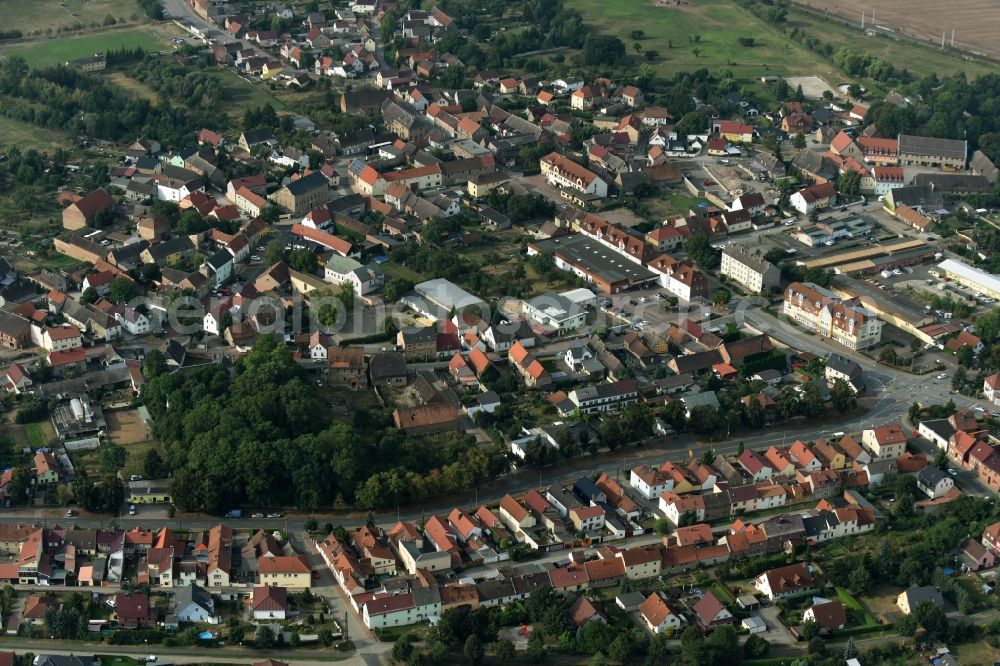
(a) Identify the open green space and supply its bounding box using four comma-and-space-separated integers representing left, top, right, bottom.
1, 28, 166, 69
573, 0, 992, 84
0, 0, 143, 35
572, 0, 838, 79
201, 68, 291, 116
0, 115, 70, 152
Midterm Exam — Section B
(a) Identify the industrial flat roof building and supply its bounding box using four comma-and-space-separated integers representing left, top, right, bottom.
938, 259, 1000, 299
528, 234, 657, 294
412, 278, 487, 319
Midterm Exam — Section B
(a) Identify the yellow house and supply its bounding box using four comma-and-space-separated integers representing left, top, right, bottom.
467, 172, 510, 199
129, 480, 172, 505
261, 61, 283, 80
659, 463, 697, 494
814, 440, 846, 469
259, 555, 311, 590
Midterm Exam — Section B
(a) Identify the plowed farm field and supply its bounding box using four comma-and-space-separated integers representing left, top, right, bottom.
794, 0, 1000, 60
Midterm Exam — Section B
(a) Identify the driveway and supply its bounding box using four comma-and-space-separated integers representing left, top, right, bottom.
757, 605, 796, 645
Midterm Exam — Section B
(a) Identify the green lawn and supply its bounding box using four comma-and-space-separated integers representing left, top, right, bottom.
573, 0, 840, 79
24, 422, 54, 448
834, 586, 878, 626
1, 29, 166, 68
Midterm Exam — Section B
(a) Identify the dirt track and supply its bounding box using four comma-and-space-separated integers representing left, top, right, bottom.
793, 0, 1000, 60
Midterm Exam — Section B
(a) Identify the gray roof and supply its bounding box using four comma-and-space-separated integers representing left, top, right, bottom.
530, 234, 657, 288
898, 134, 967, 161
917, 466, 949, 488
34, 659, 95, 666
146, 237, 195, 263
283, 171, 328, 196
477, 390, 500, 406
415, 278, 485, 312
681, 390, 720, 411
889, 186, 944, 211
0, 309, 29, 338
206, 248, 233, 271
723, 243, 776, 275
919, 418, 956, 442
369, 351, 406, 380
174, 583, 214, 613
901, 585, 945, 609
911, 173, 992, 194
825, 353, 861, 377
241, 127, 275, 145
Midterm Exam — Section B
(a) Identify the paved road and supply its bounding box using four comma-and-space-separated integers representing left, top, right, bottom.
161, 0, 215, 34
0, 641, 349, 665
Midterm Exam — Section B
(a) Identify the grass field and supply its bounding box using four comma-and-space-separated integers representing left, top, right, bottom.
121, 440, 162, 479
24, 422, 55, 448
0, 0, 143, 35
1, 28, 167, 68
0, 115, 70, 152
105, 70, 161, 102
203, 69, 291, 115
834, 587, 878, 625
573, 0, 992, 83
573, 0, 839, 79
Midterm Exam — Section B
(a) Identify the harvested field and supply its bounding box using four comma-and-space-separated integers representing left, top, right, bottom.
0, 0, 142, 36
105, 409, 149, 445
794, 0, 1000, 62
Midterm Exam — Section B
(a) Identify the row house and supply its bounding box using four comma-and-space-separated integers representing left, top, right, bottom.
783, 282, 883, 350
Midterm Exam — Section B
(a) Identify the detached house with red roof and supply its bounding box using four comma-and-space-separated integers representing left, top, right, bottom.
115, 592, 157, 628
985, 372, 1000, 406
862, 423, 907, 460
790, 181, 836, 215
258, 555, 311, 590
508, 340, 551, 388
754, 562, 814, 600
639, 591, 681, 633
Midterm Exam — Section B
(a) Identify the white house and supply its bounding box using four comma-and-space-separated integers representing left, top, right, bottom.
985, 373, 1000, 406
754, 563, 814, 600
324, 256, 385, 296
729, 192, 766, 216
42, 325, 83, 352
638, 592, 682, 634
115, 307, 150, 336
174, 584, 219, 625
251, 586, 287, 621
916, 466, 955, 499
630, 465, 672, 499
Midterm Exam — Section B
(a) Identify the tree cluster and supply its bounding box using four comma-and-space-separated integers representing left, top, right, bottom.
143, 335, 511, 512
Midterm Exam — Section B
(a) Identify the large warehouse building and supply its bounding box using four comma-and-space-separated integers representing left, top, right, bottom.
938, 259, 1000, 299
